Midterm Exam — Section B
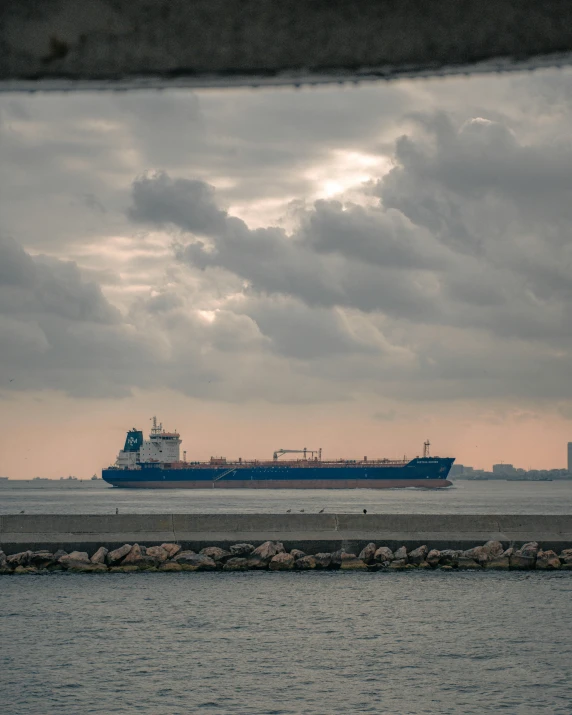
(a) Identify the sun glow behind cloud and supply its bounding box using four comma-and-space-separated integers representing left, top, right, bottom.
306, 150, 392, 200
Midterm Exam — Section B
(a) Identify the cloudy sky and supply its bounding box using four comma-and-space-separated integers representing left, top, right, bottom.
2, 68, 572, 477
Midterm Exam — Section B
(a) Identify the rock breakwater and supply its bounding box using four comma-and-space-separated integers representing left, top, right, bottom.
1, 540, 572, 574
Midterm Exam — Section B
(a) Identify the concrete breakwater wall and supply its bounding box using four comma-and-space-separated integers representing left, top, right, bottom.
1, 513, 572, 554
2, 539, 572, 574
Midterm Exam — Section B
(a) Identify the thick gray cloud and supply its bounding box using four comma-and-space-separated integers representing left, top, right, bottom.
130, 171, 444, 322
129, 172, 228, 236
0, 236, 119, 324
125, 103, 572, 404
4, 70, 572, 411
0, 235, 155, 397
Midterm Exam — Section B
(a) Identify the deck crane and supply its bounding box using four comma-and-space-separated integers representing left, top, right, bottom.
273, 448, 322, 461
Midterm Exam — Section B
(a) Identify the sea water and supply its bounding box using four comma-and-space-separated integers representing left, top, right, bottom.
1, 570, 571, 714
1, 479, 571, 514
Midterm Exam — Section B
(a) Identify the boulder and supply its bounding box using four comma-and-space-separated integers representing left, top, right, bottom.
340, 554, 368, 570
0, 550, 11, 574
374, 546, 394, 564
510, 543, 538, 569
91, 547, 109, 565
388, 559, 408, 569
159, 562, 183, 571
173, 550, 197, 562
269, 553, 295, 571
358, 543, 377, 564
485, 557, 510, 570
510, 553, 535, 570
107, 544, 132, 565
230, 543, 255, 556
313, 553, 332, 569
330, 550, 344, 566
175, 553, 217, 571
519, 542, 539, 558
7, 551, 32, 567
482, 541, 504, 558
295, 555, 317, 570
160, 543, 181, 558
438, 550, 462, 566
14, 565, 38, 574
457, 557, 481, 569
145, 546, 169, 565
122, 544, 154, 568
29, 551, 56, 568
486, 548, 512, 569
109, 564, 140, 573
200, 546, 230, 563
223, 557, 252, 571
408, 545, 428, 565
558, 548, 572, 565
440, 565, 454, 571
536, 550, 561, 570
59, 551, 91, 569
394, 546, 408, 561
68, 563, 108, 573
46, 550, 67, 570
251, 541, 285, 562
426, 549, 441, 567
245, 555, 271, 570
462, 546, 488, 564
417, 561, 431, 569
290, 549, 306, 560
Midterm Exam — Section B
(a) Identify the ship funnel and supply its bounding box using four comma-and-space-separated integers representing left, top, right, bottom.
124, 429, 143, 452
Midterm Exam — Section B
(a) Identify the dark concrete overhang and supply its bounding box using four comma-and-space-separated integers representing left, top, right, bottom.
2, 0, 572, 92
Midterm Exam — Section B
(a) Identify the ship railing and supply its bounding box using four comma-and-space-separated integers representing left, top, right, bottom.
166, 458, 411, 468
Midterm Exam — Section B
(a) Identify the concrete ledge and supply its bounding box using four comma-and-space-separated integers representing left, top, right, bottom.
1, 513, 571, 554
3, 0, 572, 91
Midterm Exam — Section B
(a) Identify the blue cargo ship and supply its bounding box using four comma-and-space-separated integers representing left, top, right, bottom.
102, 418, 454, 489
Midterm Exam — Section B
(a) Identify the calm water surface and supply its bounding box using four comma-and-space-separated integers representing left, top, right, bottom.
1, 480, 571, 514
1, 570, 571, 714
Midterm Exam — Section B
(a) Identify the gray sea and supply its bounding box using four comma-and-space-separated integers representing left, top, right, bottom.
1, 478, 572, 514
2, 481, 571, 714
1, 570, 571, 714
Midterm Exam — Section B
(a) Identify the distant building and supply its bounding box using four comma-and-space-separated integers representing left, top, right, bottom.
492, 463, 516, 475
449, 464, 464, 477
568, 443, 572, 472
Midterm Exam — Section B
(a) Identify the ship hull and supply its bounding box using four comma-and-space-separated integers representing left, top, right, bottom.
102, 478, 451, 489
102, 457, 454, 489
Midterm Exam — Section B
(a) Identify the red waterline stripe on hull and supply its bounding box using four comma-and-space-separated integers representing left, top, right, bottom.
106, 479, 452, 489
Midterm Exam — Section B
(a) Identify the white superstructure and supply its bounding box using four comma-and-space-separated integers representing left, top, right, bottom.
114, 417, 181, 469
139, 417, 181, 463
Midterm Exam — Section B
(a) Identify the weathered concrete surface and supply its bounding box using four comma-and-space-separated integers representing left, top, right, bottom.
2, 0, 572, 92
1, 513, 571, 554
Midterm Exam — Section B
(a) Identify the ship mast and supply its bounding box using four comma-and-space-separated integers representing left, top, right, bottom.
423, 439, 430, 458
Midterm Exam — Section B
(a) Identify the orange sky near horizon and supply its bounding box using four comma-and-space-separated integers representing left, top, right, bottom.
0, 391, 570, 479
